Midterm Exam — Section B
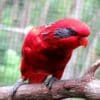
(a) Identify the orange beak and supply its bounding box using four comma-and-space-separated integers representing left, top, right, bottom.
80, 37, 88, 47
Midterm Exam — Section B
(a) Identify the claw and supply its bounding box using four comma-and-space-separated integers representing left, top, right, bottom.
9, 79, 25, 100
44, 75, 58, 89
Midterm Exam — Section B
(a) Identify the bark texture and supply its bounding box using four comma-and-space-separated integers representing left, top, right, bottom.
0, 60, 100, 100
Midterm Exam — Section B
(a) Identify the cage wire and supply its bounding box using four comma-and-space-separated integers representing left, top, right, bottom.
0, 0, 100, 90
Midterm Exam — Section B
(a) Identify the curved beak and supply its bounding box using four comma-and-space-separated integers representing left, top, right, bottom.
79, 37, 88, 47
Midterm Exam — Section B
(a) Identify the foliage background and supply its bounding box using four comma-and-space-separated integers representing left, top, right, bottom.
0, 0, 100, 99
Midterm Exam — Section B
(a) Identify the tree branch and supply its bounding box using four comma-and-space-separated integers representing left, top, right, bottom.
0, 60, 100, 100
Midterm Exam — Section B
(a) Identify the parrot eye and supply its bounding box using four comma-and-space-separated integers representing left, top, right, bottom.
54, 28, 77, 38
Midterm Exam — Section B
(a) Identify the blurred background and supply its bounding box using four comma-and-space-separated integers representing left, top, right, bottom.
0, 0, 100, 99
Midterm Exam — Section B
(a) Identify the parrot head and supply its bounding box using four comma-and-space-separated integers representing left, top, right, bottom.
42, 18, 91, 49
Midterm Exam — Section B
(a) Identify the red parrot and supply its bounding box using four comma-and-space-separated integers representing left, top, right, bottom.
11, 18, 90, 98
20, 18, 90, 83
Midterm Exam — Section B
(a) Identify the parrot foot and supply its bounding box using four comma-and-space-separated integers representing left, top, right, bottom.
9, 79, 25, 100
44, 75, 58, 89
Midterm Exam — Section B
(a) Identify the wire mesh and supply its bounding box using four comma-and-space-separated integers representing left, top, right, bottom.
0, 0, 100, 87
